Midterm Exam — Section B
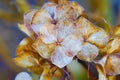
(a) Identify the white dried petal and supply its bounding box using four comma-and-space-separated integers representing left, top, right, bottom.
105, 54, 120, 76
107, 37, 120, 54
88, 28, 109, 48
42, 2, 57, 19
62, 35, 83, 55
24, 9, 37, 32
31, 24, 57, 44
77, 42, 99, 62
77, 17, 98, 38
32, 10, 52, 24
51, 46, 73, 68
57, 26, 74, 40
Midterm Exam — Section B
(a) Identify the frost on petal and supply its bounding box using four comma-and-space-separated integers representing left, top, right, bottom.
24, 9, 37, 33
107, 37, 120, 54
32, 38, 56, 59
42, 2, 57, 19
14, 52, 39, 68
113, 25, 120, 36
77, 17, 98, 38
32, 10, 52, 24
16, 37, 35, 56
62, 35, 83, 56
38, 24, 56, 44
77, 42, 99, 62
105, 54, 120, 76
51, 46, 73, 68
88, 28, 109, 48
15, 72, 32, 80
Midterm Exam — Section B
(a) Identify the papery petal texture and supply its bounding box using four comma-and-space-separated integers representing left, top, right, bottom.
76, 17, 98, 38
32, 10, 52, 24
77, 42, 99, 62
105, 54, 120, 76
24, 9, 37, 33
88, 28, 109, 48
107, 37, 120, 54
32, 38, 56, 59
51, 46, 73, 68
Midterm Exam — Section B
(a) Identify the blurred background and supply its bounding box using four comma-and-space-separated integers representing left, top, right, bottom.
0, 0, 120, 80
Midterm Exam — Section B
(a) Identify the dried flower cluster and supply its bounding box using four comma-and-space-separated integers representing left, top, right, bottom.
13, 0, 120, 80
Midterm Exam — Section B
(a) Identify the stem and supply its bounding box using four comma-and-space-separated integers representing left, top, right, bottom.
64, 67, 71, 80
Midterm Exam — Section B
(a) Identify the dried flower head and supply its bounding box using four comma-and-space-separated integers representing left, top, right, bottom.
13, 0, 119, 80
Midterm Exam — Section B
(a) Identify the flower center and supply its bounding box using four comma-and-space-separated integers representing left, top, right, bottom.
55, 39, 63, 46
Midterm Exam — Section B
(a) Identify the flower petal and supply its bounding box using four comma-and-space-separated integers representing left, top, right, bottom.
40, 66, 62, 80
51, 46, 73, 68
62, 35, 83, 55
55, 1, 83, 23
113, 25, 120, 36
15, 72, 32, 80
32, 10, 52, 24
14, 52, 39, 68
42, 2, 57, 19
96, 65, 108, 80
31, 24, 57, 44
57, 25, 74, 40
77, 17, 98, 38
87, 28, 109, 48
16, 37, 35, 56
77, 42, 99, 62
105, 54, 120, 76
95, 56, 108, 80
18, 24, 32, 37
69, 1, 84, 16
24, 9, 37, 33
32, 38, 56, 59
107, 37, 120, 54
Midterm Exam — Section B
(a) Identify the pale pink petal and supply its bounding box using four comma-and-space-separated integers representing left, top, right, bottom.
62, 35, 83, 55
87, 28, 109, 48
51, 46, 73, 68
77, 42, 99, 62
